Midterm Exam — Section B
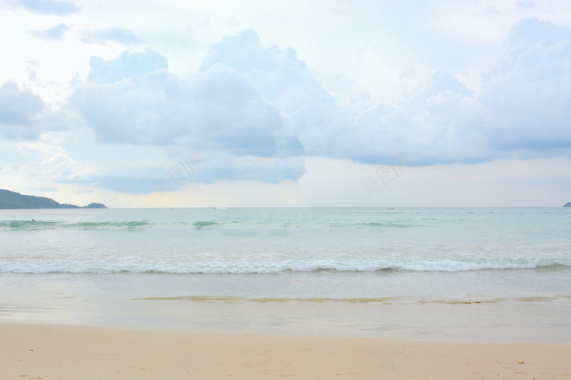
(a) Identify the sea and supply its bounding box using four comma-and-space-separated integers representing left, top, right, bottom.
1, 207, 571, 342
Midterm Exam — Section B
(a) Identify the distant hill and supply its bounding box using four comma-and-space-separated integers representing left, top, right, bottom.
564, 202, 571, 207
0, 189, 107, 209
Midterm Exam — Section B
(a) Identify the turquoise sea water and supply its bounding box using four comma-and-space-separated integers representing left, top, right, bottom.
1, 207, 571, 341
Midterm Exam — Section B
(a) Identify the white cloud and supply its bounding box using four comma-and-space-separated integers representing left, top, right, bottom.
33, 22, 70, 41
2, 2, 571, 205
81, 27, 145, 46
479, 18, 571, 153
298, 156, 571, 207
12, 21, 571, 195
0, 81, 44, 139
0, 0, 80, 15
63, 37, 307, 190
282, 18, 571, 166
86, 48, 167, 84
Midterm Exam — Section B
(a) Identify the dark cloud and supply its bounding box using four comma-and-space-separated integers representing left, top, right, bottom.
0, 0, 79, 15
82, 27, 145, 46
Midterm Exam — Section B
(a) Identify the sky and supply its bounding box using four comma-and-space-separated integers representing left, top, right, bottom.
1, 0, 571, 207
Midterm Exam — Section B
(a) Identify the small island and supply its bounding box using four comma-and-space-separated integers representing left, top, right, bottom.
564, 202, 571, 207
0, 189, 107, 209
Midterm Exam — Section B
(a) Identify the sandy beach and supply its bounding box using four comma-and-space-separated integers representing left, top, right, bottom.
1, 322, 570, 379
2, 208, 571, 378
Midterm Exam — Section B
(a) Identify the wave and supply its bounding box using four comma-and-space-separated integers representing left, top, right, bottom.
1, 258, 569, 274
73, 221, 151, 229
193, 220, 219, 229
134, 296, 402, 303
0, 220, 151, 230
357, 222, 413, 228
133, 295, 571, 304
0, 220, 61, 230
426, 295, 571, 304
1, 219, 421, 231
0, 219, 235, 231
1, 219, 422, 231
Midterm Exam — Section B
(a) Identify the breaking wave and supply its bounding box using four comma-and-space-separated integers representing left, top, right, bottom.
1, 258, 568, 274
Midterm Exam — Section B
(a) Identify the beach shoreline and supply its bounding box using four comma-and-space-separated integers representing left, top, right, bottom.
2, 208, 571, 378
1, 321, 570, 379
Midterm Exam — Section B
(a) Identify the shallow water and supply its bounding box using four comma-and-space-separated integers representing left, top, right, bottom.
1, 207, 570, 341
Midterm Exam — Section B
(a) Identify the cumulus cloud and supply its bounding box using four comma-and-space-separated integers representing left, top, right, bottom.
0, 81, 44, 140
333, 70, 486, 165
74, 63, 297, 154
201, 30, 308, 101
33, 22, 70, 41
10, 20, 570, 194
87, 49, 167, 85
270, 17, 571, 166
69, 37, 306, 190
70, 22, 571, 193
81, 27, 145, 46
199, 30, 337, 158
0, 0, 79, 15
507, 17, 571, 48
480, 18, 571, 154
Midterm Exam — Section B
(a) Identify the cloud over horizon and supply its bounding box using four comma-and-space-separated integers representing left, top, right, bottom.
1, 1, 570, 205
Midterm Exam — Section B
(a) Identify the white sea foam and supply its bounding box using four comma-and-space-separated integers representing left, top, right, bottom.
1, 208, 570, 276
2, 207, 571, 341
1, 257, 568, 274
